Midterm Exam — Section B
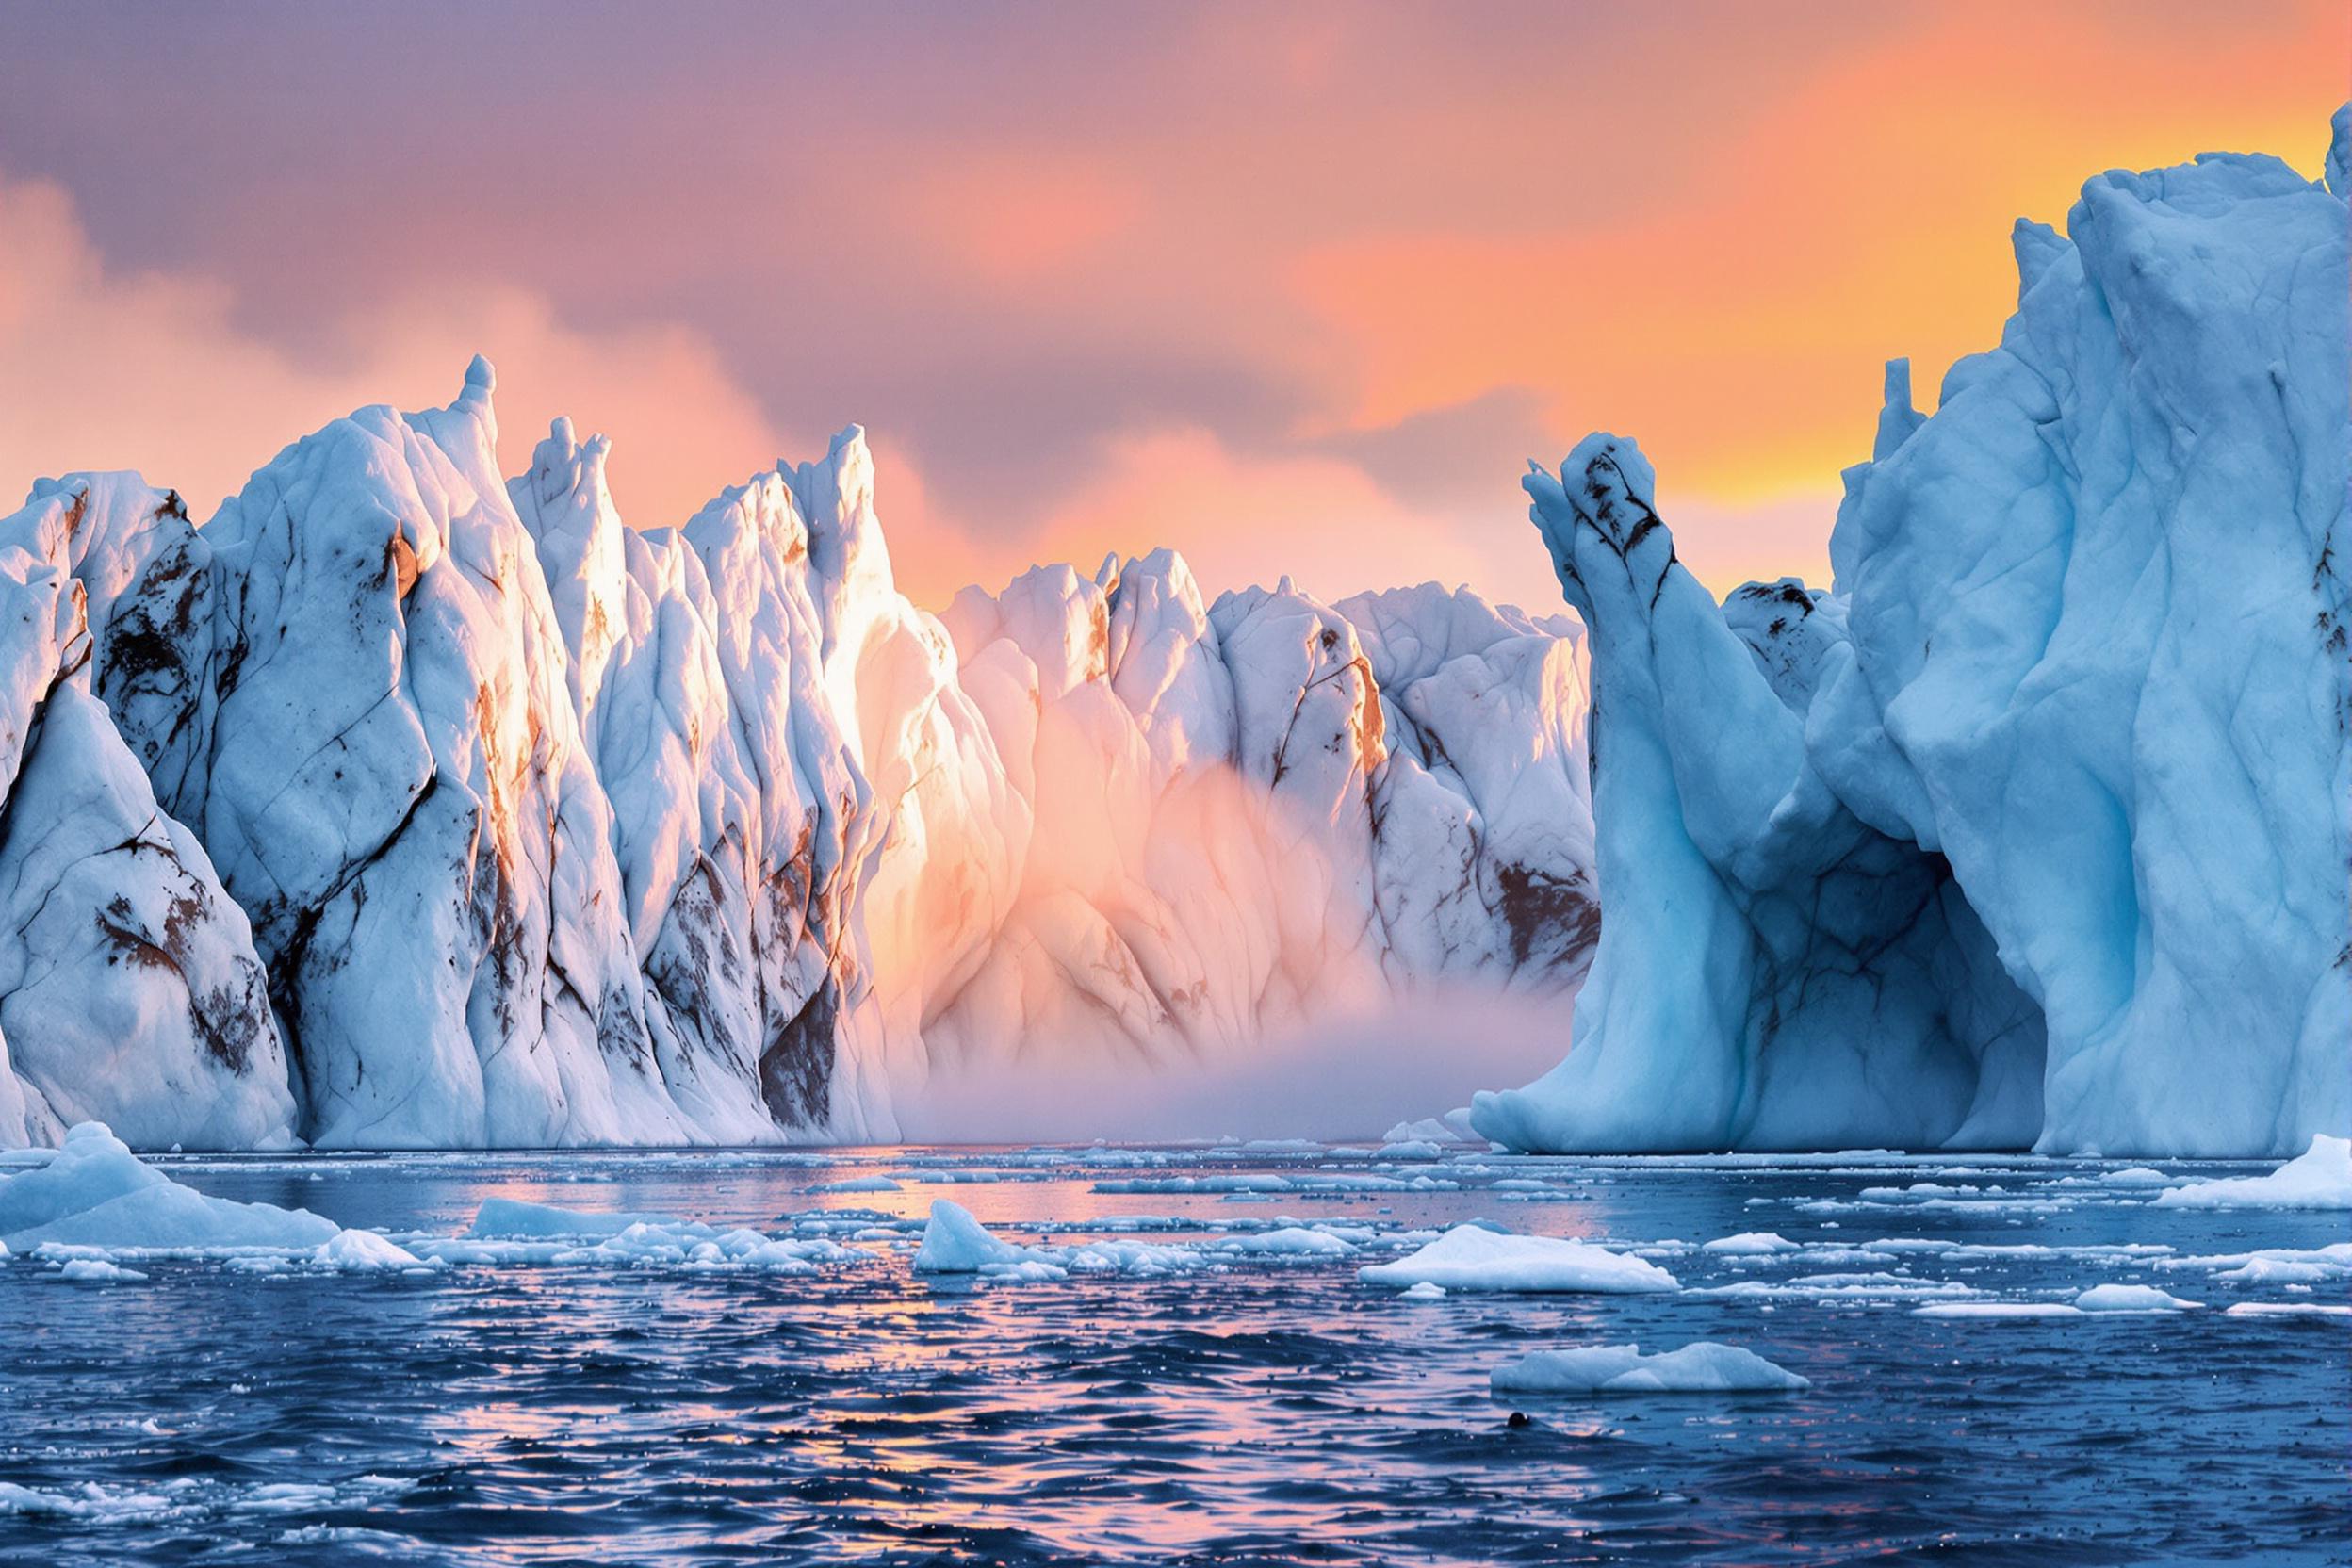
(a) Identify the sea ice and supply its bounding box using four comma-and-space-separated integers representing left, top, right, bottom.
1492, 1342, 1809, 1395
0, 1122, 337, 1253
1357, 1225, 1677, 1293
2073, 1283, 2199, 1313
1702, 1232, 1800, 1255
2151, 1135, 2352, 1210
913, 1200, 1042, 1274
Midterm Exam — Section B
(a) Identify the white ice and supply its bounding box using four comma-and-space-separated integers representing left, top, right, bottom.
2151, 1135, 2352, 1210
1357, 1224, 1678, 1293
1492, 1342, 1809, 1395
1476, 114, 2350, 1159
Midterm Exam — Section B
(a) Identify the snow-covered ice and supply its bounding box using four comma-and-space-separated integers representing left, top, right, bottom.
2072, 1283, 2199, 1313
1702, 1232, 1800, 1255
1357, 1224, 1678, 1293
912, 1200, 1037, 1275
1492, 1342, 1809, 1395
2152, 1135, 2352, 1210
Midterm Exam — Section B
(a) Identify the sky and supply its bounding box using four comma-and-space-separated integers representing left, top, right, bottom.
1, 1, 2341, 612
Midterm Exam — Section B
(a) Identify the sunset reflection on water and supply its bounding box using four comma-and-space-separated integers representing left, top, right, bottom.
0, 1143, 2343, 1564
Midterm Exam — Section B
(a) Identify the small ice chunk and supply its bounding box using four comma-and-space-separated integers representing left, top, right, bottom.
314, 1229, 426, 1273
1215, 1226, 1355, 1257
1702, 1232, 1800, 1254
1912, 1301, 2083, 1319
2074, 1283, 2199, 1313
1383, 1118, 1470, 1147
56, 1257, 146, 1283
1493, 1342, 1808, 1395
912, 1200, 1035, 1273
1399, 1281, 1447, 1300
1377, 1141, 1444, 1161
2152, 1135, 2352, 1210
1358, 1225, 1678, 1294
2101, 1167, 2173, 1187
811, 1176, 903, 1194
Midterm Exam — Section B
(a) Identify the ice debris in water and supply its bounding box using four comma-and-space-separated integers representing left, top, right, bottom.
2072, 1283, 2200, 1313
1493, 1342, 1808, 1395
1357, 1224, 1678, 1293
419, 1197, 860, 1274
912, 1200, 1193, 1282
913, 1200, 1036, 1274
1915, 1283, 2202, 1318
2151, 1135, 2352, 1211
1702, 1232, 1800, 1254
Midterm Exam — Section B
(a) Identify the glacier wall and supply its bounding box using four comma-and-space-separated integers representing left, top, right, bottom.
1476, 116, 2351, 1157
0, 365, 1597, 1148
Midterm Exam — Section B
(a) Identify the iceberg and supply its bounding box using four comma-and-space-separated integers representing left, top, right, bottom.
0, 369, 1599, 1149
1476, 113, 2350, 1158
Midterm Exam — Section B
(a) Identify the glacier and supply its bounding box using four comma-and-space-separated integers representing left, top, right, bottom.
1474, 113, 2351, 1158
0, 366, 1596, 1148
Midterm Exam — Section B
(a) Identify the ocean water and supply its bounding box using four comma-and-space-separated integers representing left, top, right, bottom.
0, 1143, 2344, 1566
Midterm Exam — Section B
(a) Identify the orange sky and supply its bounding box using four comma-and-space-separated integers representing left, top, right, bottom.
1, 2, 2342, 610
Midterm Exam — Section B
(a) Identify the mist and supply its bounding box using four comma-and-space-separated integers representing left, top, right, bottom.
892, 986, 1572, 1144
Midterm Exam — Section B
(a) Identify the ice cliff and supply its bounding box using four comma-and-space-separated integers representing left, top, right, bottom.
1475, 115, 2351, 1158
0, 368, 1596, 1148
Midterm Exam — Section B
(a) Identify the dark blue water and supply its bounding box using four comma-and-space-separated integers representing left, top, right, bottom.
0, 1145, 2344, 1565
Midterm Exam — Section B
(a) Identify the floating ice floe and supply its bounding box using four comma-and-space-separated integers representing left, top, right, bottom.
2151, 1135, 2352, 1211
1699, 1271, 1974, 1302
1094, 1172, 1458, 1195
1214, 1226, 1356, 1257
910, 1200, 1361, 1282
2071, 1284, 2201, 1313
1357, 1225, 1677, 1293
2154, 1242, 2352, 1283
1916, 1284, 2201, 1318
0, 1123, 340, 1254
2222, 1301, 2352, 1318
1493, 1342, 1809, 1395
811, 1175, 904, 1194
1702, 1232, 1800, 1255
910, 1200, 1199, 1282
413, 1197, 861, 1274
